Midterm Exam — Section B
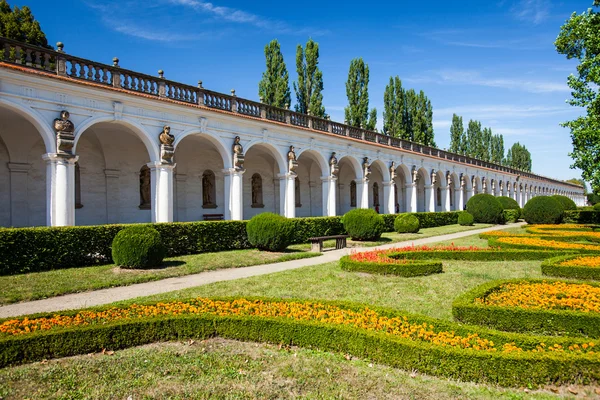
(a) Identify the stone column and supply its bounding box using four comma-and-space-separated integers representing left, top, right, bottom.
442, 187, 451, 212
458, 187, 465, 211
321, 176, 337, 217
383, 181, 395, 214
513, 188, 518, 202
518, 188, 524, 208
223, 169, 244, 221
356, 178, 369, 209
43, 153, 78, 226
104, 169, 120, 224
425, 185, 435, 212
174, 173, 187, 222
148, 162, 175, 223
7, 162, 30, 227
466, 188, 474, 205
406, 183, 417, 213
279, 173, 296, 218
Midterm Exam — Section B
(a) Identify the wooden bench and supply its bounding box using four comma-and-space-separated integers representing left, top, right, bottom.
203, 213, 224, 221
307, 235, 350, 252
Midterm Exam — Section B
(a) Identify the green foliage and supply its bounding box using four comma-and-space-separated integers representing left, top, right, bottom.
552, 195, 578, 211
0, 0, 50, 48
246, 213, 293, 252
293, 39, 325, 117
523, 196, 564, 224
287, 217, 345, 243
342, 209, 384, 241
2, 298, 600, 387
588, 193, 600, 205
344, 58, 376, 130
542, 255, 600, 281
496, 196, 520, 210
111, 226, 165, 269
503, 209, 521, 223
566, 178, 588, 194
555, 2, 600, 192
339, 255, 442, 277
466, 194, 504, 224
453, 279, 600, 338
490, 133, 505, 165
383, 76, 405, 138
258, 39, 291, 108
448, 114, 464, 154
466, 120, 483, 159
379, 211, 459, 232
394, 213, 420, 233
505, 142, 532, 172
563, 209, 600, 224
458, 211, 474, 226
389, 249, 572, 262
595, 203, 600, 211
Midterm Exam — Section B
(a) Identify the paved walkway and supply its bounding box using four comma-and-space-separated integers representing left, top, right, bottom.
0, 223, 523, 318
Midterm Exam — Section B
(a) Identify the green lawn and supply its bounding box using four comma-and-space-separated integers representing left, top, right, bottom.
0, 250, 320, 305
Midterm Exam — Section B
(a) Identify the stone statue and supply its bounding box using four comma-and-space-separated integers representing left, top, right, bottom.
460, 174, 466, 188
232, 136, 245, 171
159, 125, 175, 164
53, 110, 75, 155
202, 171, 215, 207
431, 170, 437, 185
251, 173, 263, 207
288, 146, 298, 174
482, 178, 488, 192
412, 166, 419, 183
139, 166, 151, 209
373, 182, 380, 207
362, 157, 371, 179
446, 171, 452, 187
350, 180, 357, 207
329, 152, 339, 176
389, 161, 396, 181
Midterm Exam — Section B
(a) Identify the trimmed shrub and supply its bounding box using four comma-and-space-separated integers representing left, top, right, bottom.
523, 196, 564, 224
594, 203, 600, 211
541, 255, 600, 281
394, 213, 420, 233
288, 217, 345, 244
552, 195, 577, 211
453, 279, 600, 338
342, 209, 384, 241
340, 255, 441, 277
380, 211, 460, 232
496, 196, 520, 210
458, 211, 474, 226
503, 209, 520, 223
466, 194, 504, 224
111, 226, 166, 269
246, 213, 293, 252
387, 248, 572, 262
563, 210, 600, 224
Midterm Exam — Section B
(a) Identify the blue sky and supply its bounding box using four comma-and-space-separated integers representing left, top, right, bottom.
19, 0, 592, 182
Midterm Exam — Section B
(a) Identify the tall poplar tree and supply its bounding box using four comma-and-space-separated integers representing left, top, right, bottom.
449, 114, 464, 153
258, 39, 291, 109
467, 120, 483, 159
481, 127, 492, 161
345, 58, 376, 129
293, 38, 325, 117
0, 0, 50, 48
383, 76, 405, 138
403, 89, 417, 141
507, 142, 532, 171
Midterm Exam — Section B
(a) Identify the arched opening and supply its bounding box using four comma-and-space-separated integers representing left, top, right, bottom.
296, 150, 327, 217
433, 170, 444, 212
295, 176, 301, 208
244, 143, 282, 218
202, 170, 217, 209
473, 176, 481, 195
337, 156, 360, 214
251, 173, 264, 208
369, 161, 386, 212
416, 167, 429, 212
394, 164, 409, 213
450, 173, 459, 211
139, 165, 151, 209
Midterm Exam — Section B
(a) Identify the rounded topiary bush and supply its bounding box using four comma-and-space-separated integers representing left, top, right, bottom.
594, 203, 600, 211
551, 195, 577, 211
523, 196, 564, 224
465, 194, 504, 224
342, 209, 385, 241
394, 213, 420, 233
111, 225, 166, 269
496, 196, 520, 210
458, 211, 474, 226
246, 212, 293, 252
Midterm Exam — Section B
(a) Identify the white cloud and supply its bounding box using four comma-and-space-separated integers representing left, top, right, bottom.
434, 104, 575, 119
511, 0, 550, 24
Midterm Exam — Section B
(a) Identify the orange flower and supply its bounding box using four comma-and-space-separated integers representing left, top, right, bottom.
560, 256, 600, 268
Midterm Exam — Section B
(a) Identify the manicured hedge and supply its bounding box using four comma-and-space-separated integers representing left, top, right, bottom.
111, 226, 166, 268
541, 255, 600, 281
496, 196, 520, 210
379, 211, 460, 232
458, 211, 474, 226
523, 196, 564, 224
246, 213, 293, 252
388, 249, 572, 262
563, 210, 600, 224
339, 255, 442, 277
552, 195, 577, 211
453, 279, 600, 338
2, 297, 600, 387
466, 194, 504, 224
502, 209, 520, 223
342, 209, 384, 241
394, 214, 420, 233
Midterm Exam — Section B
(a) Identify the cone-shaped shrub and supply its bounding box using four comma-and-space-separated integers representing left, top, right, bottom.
496, 196, 520, 210
523, 196, 564, 224
458, 211, 474, 226
246, 212, 293, 252
111, 225, 166, 269
551, 195, 577, 211
342, 209, 384, 241
394, 213, 420, 233
466, 194, 504, 224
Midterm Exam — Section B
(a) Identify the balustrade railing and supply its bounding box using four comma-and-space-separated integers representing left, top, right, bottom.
0, 35, 583, 190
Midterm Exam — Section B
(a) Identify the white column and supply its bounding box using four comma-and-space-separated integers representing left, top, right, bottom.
466, 188, 474, 205
8, 162, 31, 227
356, 178, 369, 209
442, 187, 451, 212
458, 187, 465, 211
383, 181, 395, 214
43, 153, 77, 227
148, 162, 175, 223
223, 168, 244, 221
321, 176, 337, 217
104, 169, 121, 224
513, 188, 519, 202
279, 173, 296, 218
425, 185, 435, 212
518, 188, 524, 208
407, 183, 417, 213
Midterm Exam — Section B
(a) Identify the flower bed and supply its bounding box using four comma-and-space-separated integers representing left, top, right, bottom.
453, 279, 600, 338
340, 248, 442, 276
1, 297, 600, 386
542, 255, 600, 280
490, 237, 600, 252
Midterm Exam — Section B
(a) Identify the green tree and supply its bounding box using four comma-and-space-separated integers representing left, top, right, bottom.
345, 58, 376, 129
383, 76, 405, 138
0, 0, 50, 48
366, 108, 377, 131
566, 178, 588, 193
449, 114, 464, 153
466, 120, 483, 159
403, 89, 417, 141
481, 127, 492, 161
258, 39, 291, 109
507, 142, 532, 172
293, 39, 325, 117
555, 0, 600, 192
409, 91, 435, 146
490, 134, 505, 164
